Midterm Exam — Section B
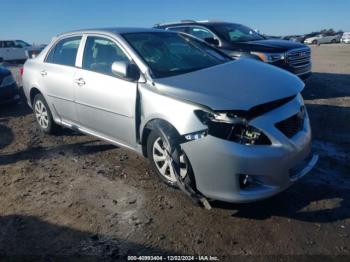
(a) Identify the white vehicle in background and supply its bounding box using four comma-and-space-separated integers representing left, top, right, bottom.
0, 40, 44, 63
341, 32, 350, 43
304, 34, 342, 45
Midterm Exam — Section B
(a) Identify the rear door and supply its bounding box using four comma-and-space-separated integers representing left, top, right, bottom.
74, 35, 138, 147
320, 35, 329, 44
39, 36, 82, 124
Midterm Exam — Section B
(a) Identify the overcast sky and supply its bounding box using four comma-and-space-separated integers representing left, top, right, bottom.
1, 0, 349, 44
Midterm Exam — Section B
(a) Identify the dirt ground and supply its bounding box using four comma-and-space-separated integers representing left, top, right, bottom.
0, 44, 349, 261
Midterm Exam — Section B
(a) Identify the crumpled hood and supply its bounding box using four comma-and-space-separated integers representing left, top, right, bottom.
154, 59, 304, 111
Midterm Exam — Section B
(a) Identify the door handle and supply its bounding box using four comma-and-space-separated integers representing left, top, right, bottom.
74, 78, 86, 86
40, 70, 47, 76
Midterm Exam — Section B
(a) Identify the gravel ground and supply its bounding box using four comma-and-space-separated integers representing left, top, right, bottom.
0, 44, 349, 261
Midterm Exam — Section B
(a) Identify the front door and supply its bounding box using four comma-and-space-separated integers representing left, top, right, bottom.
74, 35, 137, 147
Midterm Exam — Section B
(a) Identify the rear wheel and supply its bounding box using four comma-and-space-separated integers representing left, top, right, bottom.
33, 94, 57, 134
331, 39, 337, 43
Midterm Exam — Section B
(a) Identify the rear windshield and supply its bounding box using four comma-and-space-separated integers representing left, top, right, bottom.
122, 32, 230, 78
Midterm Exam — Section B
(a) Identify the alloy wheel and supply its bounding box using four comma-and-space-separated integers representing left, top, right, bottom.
34, 100, 49, 129
152, 137, 187, 183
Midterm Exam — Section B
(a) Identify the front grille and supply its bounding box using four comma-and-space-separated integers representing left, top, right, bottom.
286, 48, 311, 68
275, 110, 304, 138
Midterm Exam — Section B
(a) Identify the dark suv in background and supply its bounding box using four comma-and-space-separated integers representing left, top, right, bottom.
155, 20, 312, 79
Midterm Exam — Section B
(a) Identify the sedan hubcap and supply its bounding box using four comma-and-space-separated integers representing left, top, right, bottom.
35, 100, 49, 129
152, 137, 187, 183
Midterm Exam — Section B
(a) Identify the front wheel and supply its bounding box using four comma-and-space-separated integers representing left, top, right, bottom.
312, 40, 318, 45
33, 93, 57, 134
147, 129, 194, 188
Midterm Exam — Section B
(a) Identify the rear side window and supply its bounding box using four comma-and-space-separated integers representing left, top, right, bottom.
188, 27, 215, 40
46, 36, 81, 66
82, 36, 129, 76
166, 27, 188, 33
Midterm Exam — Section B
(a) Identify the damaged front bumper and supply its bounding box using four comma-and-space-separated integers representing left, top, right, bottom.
181, 98, 317, 203
182, 134, 317, 203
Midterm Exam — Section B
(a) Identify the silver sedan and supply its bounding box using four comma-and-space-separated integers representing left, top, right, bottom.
22, 28, 317, 206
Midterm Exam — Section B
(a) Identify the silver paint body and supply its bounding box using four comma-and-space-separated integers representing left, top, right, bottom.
304, 34, 342, 44
22, 28, 316, 203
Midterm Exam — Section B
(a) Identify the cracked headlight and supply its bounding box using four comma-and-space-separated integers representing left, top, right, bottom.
251, 52, 285, 63
1, 75, 16, 87
195, 110, 271, 145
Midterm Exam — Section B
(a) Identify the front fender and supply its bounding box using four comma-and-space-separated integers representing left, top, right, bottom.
138, 84, 207, 137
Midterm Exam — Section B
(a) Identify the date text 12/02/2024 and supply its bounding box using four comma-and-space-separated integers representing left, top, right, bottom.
127, 255, 220, 261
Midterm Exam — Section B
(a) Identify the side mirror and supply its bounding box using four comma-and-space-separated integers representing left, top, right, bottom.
204, 37, 219, 46
111, 61, 141, 81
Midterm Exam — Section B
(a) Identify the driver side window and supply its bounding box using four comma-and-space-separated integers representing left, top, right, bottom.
82, 36, 129, 76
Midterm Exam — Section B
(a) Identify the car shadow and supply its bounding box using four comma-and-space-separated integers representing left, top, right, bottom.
52, 127, 85, 137
211, 179, 350, 223
0, 124, 14, 150
0, 214, 177, 259
303, 72, 350, 100
0, 140, 116, 166
0, 98, 31, 119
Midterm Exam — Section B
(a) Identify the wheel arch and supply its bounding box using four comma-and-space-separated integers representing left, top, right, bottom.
29, 87, 42, 106
141, 118, 181, 158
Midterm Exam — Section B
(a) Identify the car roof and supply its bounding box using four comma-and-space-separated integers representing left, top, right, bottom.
155, 20, 235, 28
60, 27, 168, 36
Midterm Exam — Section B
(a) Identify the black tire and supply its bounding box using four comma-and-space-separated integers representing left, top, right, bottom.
33, 93, 57, 134
312, 40, 318, 45
146, 128, 195, 189
331, 39, 337, 43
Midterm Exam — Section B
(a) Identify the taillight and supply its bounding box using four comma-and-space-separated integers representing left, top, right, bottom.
20, 67, 24, 76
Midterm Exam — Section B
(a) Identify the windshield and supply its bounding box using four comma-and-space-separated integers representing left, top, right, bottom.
211, 23, 265, 43
122, 32, 230, 78
14, 40, 31, 47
